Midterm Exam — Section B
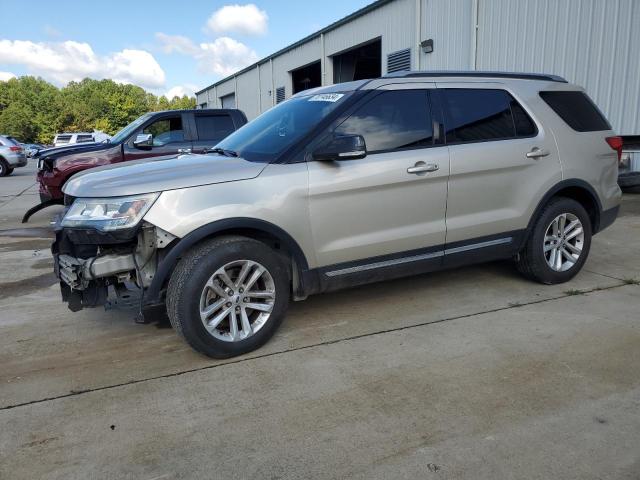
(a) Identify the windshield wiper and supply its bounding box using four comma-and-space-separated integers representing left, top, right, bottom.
206, 147, 238, 157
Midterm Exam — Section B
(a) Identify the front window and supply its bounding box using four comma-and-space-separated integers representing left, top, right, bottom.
334, 90, 434, 153
215, 92, 354, 162
143, 116, 184, 146
110, 113, 154, 144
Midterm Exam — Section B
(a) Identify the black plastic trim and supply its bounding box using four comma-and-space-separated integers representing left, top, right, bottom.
386, 70, 568, 83
144, 218, 310, 304
526, 179, 603, 238
599, 205, 619, 233
303, 230, 524, 296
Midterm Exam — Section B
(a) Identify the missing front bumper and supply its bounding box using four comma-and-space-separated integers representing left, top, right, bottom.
52, 223, 176, 312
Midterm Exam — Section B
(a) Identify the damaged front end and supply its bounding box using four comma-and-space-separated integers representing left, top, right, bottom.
53, 222, 176, 312
51, 192, 176, 312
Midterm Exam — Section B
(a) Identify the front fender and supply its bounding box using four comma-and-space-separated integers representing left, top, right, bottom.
144, 218, 310, 304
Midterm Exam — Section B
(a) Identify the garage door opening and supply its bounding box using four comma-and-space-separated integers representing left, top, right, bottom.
291, 61, 321, 94
220, 93, 236, 109
332, 38, 381, 83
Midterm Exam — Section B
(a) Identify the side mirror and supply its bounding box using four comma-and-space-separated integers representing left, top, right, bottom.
133, 133, 153, 149
313, 134, 367, 161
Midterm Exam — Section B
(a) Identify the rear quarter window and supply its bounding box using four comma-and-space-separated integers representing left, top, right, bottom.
539, 91, 610, 132
442, 89, 537, 144
195, 114, 236, 142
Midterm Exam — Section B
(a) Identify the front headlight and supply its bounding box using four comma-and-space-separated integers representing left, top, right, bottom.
61, 193, 159, 231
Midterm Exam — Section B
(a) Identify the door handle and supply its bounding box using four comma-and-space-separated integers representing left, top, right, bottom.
178, 148, 192, 154
526, 147, 550, 159
407, 162, 439, 175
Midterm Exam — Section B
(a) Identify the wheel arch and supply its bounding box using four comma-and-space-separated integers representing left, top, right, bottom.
145, 218, 310, 304
527, 179, 603, 240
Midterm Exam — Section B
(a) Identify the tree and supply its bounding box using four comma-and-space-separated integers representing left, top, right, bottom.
0, 76, 197, 143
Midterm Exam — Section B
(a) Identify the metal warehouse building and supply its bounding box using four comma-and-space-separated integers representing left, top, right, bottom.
196, 0, 640, 135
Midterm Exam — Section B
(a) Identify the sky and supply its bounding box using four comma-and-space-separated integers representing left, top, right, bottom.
0, 0, 373, 98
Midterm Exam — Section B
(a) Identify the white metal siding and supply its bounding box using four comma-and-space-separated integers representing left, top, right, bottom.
236, 67, 260, 119
421, 0, 473, 70
324, 0, 415, 77
196, 0, 638, 133
272, 37, 322, 102
215, 79, 235, 100
476, 0, 640, 134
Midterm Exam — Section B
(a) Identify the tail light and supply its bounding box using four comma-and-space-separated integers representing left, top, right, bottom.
605, 136, 623, 161
9, 145, 22, 152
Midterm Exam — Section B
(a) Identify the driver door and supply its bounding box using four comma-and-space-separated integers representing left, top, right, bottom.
123, 113, 193, 161
307, 86, 450, 269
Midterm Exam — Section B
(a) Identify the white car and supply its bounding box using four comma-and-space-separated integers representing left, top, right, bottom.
53, 131, 111, 147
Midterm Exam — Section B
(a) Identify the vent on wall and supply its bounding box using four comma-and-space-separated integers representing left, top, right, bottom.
387, 48, 411, 73
276, 87, 286, 104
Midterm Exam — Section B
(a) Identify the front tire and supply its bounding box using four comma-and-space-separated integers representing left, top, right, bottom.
516, 197, 592, 284
166, 236, 290, 358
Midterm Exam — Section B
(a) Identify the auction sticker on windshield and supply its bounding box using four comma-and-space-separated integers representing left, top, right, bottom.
309, 93, 344, 102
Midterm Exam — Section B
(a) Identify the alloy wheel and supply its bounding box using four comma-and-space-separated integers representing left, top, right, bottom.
543, 213, 584, 272
199, 259, 276, 342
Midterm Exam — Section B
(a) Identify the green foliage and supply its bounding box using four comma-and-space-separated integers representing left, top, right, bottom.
0, 76, 196, 143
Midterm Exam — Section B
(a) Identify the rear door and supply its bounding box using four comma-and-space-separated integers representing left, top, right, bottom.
122, 112, 193, 161
190, 111, 238, 154
440, 84, 561, 249
307, 85, 450, 267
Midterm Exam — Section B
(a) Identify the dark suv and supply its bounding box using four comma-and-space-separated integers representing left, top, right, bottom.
25, 109, 247, 222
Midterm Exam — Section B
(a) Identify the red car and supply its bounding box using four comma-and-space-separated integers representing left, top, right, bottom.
26, 108, 247, 222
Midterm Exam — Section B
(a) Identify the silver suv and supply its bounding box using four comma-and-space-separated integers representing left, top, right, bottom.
0, 135, 28, 176
54, 72, 622, 358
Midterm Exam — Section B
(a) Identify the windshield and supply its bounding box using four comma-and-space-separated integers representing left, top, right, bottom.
216, 92, 353, 162
110, 113, 154, 144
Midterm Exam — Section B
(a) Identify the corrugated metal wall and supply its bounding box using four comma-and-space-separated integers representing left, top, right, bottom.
272, 37, 323, 100
421, 0, 474, 70
476, 0, 640, 134
324, 0, 415, 79
197, 0, 638, 134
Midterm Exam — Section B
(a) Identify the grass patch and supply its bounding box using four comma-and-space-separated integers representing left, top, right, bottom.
564, 289, 585, 296
622, 278, 640, 285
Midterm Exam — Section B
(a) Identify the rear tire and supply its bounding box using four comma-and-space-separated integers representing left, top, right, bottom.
0, 159, 11, 177
516, 197, 592, 284
166, 235, 290, 358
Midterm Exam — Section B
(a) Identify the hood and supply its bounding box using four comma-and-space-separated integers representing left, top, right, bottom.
36, 142, 112, 160
63, 154, 268, 198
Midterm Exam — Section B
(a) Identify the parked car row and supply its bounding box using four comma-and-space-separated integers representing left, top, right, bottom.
48, 71, 622, 359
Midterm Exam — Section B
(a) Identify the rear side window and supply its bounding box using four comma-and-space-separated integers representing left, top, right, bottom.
539, 91, 610, 132
334, 89, 434, 153
195, 114, 236, 142
443, 89, 537, 143
56, 135, 72, 144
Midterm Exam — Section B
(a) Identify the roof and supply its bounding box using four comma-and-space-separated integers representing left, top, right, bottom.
195, 0, 395, 95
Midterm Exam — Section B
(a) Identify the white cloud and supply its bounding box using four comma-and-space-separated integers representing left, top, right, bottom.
199, 37, 259, 76
0, 71, 16, 81
156, 33, 258, 77
156, 33, 200, 56
206, 4, 268, 36
0, 39, 166, 89
165, 84, 199, 99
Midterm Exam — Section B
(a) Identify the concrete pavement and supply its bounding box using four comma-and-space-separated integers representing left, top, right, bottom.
1, 162, 639, 479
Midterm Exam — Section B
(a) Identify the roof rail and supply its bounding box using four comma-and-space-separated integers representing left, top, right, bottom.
383, 70, 568, 83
